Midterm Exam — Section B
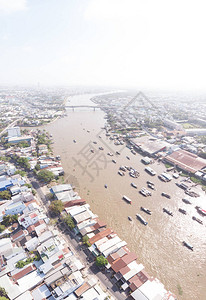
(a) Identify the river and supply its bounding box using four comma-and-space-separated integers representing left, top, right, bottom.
44, 93, 206, 300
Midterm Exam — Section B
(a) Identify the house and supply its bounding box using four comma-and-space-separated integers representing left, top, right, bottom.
25, 237, 39, 251
11, 229, 28, 242
11, 264, 36, 282
5, 201, 26, 215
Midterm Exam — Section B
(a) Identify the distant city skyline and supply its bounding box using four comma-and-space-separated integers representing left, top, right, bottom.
1, 0, 206, 91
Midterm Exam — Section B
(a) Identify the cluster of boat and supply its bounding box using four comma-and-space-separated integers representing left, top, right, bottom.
139, 187, 152, 197
118, 165, 140, 179
146, 181, 155, 190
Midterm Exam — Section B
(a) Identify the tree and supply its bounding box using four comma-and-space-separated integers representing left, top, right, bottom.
2, 214, 18, 227
15, 170, 26, 177
35, 164, 40, 171
49, 200, 63, 216
82, 235, 91, 247
95, 255, 108, 267
0, 287, 8, 299
64, 215, 75, 229
37, 170, 54, 182
0, 225, 5, 233
0, 191, 11, 200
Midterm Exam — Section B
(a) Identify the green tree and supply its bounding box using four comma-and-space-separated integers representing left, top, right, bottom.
35, 164, 40, 171
64, 215, 75, 229
95, 255, 108, 267
0, 287, 8, 299
49, 200, 63, 216
15, 170, 26, 177
2, 214, 18, 227
0, 191, 11, 200
0, 225, 5, 233
82, 235, 91, 247
25, 183, 32, 188
37, 170, 54, 182
16, 260, 26, 268
0, 296, 8, 300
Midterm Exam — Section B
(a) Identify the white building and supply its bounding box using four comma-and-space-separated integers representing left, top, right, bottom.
7, 127, 21, 138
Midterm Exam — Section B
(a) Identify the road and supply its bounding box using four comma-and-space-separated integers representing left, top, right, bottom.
28, 174, 128, 300
0, 118, 22, 137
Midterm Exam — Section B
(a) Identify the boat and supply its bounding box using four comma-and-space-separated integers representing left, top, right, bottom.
178, 208, 187, 215
195, 206, 206, 216
107, 152, 114, 156
147, 183, 155, 190
139, 188, 151, 197
104, 184, 108, 189
112, 159, 116, 164
145, 167, 156, 176
161, 192, 171, 199
176, 182, 189, 190
182, 198, 191, 204
192, 216, 203, 224
87, 130, 90, 133
136, 214, 148, 225
93, 141, 97, 144
116, 151, 121, 155
128, 216, 132, 221
131, 149, 136, 155
146, 181, 154, 185
99, 147, 104, 150
119, 166, 126, 172
90, 149, 94, 153
73, 139, 76, 143
163, 208, 173, 216
126, 156, 130, 160
99, 135, 102, 138
158, 175, 167, 182
183, 241, 193, 251
122, 195, 132, 204
141, 207, 152, 215
118, 171, 125, 176
131, 183, 137, 189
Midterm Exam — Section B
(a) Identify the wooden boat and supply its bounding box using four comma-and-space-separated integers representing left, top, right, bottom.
141, 207, 152, 215
161, 192, 171, 199
147, 183, 155, 190
195, 206, 206, 216
104, 184, 108, 189
73, 139, 76, 143
122, 195, 132, 204
126, 156, 130, 160
178, 208, 187, 215
182, 198, 191, 204
116, 151, 121, 155
192, 216, 203, 224
112, 159, 116, 164
136, 214, 148, 225
118, 171, 125, 176
163, 208, 173, 216
131, 183, 137, 189
183, 241, 193, 251
128, 216, 132, 221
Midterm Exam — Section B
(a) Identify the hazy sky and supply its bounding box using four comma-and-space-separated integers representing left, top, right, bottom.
0, 0, 206, 91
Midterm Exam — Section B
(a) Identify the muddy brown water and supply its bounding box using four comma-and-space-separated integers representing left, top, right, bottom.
44, 93, 206, 300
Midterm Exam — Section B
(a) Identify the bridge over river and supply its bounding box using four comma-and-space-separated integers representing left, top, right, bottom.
65, 105, 102, 111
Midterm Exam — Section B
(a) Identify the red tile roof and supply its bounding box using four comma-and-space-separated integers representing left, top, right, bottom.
11, 230, 25, 241
89, 228, 113, 245
12, 265, 36, 281
27, 225, 35, 233
111, 252, 137, 273
165, 149, 206, 173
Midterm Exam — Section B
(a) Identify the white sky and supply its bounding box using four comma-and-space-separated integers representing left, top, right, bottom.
0, 0, 206, 91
